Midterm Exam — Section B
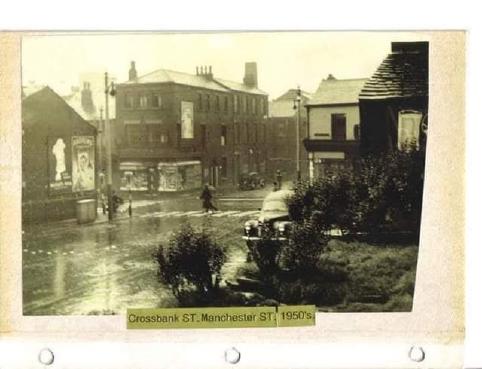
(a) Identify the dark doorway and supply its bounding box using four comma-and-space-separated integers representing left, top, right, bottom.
331, 114, 347, 141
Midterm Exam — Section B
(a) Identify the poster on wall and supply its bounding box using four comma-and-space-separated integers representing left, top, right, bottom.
158, 164, 181, 191
120, 170, 148, 191
49, 137, 72, 193
181, 101, 194, 139
72, 136, 95, 192
158, 161, 202, 192
398, 110, 422, 150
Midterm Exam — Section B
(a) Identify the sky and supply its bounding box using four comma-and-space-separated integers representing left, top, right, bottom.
22, 31, 429, 100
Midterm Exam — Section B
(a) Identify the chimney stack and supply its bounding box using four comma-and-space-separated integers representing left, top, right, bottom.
391, 41, 429, 54
81, 81, 95, 113
129, 61, 137, 81
199, 65, 213, 80
243, 62, 258, 88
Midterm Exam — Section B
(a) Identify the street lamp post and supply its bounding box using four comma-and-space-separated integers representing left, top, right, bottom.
293, 86, 302, 182
98, 107, 105, 214
104, 72, 116, 221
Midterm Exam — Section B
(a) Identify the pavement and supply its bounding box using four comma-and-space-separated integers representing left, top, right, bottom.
22, 187, 269, 315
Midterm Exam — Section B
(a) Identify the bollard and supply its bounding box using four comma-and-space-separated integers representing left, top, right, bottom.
128, 189, 132, 217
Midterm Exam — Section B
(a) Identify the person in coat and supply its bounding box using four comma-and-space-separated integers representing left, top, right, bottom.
200, 184, 218, 213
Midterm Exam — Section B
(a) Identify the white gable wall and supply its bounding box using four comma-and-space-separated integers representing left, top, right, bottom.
308, 104, 360, 140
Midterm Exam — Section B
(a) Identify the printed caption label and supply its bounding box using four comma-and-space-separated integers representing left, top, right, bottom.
127, 305, 315, 329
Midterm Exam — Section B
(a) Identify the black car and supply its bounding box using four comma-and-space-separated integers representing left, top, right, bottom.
238, 172, 265, 191
243, 189, 294, 242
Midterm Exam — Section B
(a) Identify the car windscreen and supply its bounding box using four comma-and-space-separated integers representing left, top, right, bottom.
262, 199, 287, 212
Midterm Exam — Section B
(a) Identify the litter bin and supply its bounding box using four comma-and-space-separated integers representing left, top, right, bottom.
76, 199, 97, 224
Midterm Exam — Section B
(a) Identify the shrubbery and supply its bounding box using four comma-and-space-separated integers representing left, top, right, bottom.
247, 223, 282, 274
287, 148, 426, 236
280, 219, 327, 272
154, 223, 226, 306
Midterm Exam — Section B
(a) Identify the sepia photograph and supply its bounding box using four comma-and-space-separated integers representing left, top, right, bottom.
20, 32, 429, 315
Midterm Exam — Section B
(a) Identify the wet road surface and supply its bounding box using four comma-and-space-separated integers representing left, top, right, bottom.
23, 191, 267, 315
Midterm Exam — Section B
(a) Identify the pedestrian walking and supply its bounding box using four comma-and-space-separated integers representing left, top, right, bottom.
200, 184, 218, 213
276, 169, 282, 190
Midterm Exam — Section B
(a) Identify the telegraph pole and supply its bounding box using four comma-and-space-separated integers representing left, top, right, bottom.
98, 107, 105, 214
98, 107, 104, 173
104, 72, 114, 221
295, 86, 302, 182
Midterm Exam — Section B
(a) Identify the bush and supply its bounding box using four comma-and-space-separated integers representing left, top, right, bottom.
247, 222, 283, 275
287, 148, 426, 235
354, 149, 425, 234
247, 239, 282, 275
154, 223, 226, 305
280, 219, 328, 272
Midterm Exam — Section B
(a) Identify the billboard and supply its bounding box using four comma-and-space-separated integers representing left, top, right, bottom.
181, 101, 194, 139
49, 137, 72, 193
71, 136, 95, 192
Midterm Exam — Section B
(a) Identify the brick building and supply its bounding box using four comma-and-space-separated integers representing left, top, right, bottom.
115, 62, 269, 192
267, 89, 311, 182
22, 87, 98, 222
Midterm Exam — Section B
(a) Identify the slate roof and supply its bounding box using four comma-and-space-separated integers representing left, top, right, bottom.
214, 78, 267, 96
269, 89, 312, 117
122, 68, 267, 95
359, 47, 428, 100
22, 84, 46, 99
274, 89, 312, 102
63, 88, 116, 121
306, 78, 368, 106
22, 86, 97, 131
123, 68, 228, 92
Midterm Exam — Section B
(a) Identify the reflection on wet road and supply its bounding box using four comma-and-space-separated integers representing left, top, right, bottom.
22, 195, 263, 315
